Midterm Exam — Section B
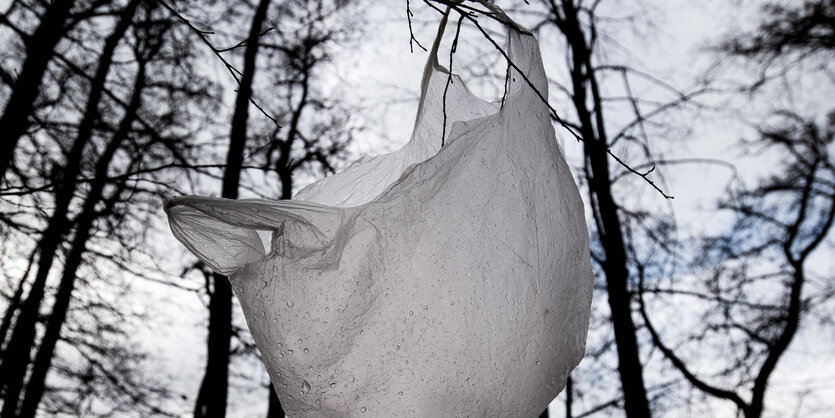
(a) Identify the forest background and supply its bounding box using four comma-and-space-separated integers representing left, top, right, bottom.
0, 0, 832, 417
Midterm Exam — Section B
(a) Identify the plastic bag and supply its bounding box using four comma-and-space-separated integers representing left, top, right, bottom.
165, 6, 592, 417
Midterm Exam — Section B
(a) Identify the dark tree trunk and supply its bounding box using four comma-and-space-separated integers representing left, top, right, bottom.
15, 59, 146, 418
554, 1, 652, 417
585, 138, 650, 418
278, 171, 293, 200
0, 2, 138, 414
193, 0, 271, 416
194, 272, 234, 418
0, 249, 37, 354
267, 384, 284, 418
0, 0, 75, 179
565, 376, 573, 418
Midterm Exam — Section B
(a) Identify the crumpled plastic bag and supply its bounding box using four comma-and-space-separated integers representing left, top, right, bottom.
165, 5, 592, 417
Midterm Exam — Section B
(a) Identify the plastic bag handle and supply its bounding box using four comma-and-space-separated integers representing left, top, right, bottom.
420, 3, 548, 107
165, 196, 342, 275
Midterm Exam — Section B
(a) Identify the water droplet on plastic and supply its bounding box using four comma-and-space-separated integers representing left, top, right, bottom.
303, 348, 309, 353
360, 407, 367, 413
348, 375, 355, 383
329, 382, 336, 388
409, 311, 414, 316
288, 350, 294, 355
287, 301, 294, 308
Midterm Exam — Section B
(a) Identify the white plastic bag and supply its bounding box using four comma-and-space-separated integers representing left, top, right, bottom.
166, 7, 592, 417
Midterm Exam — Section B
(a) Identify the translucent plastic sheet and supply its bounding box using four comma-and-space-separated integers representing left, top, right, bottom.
166, 5, 592, 416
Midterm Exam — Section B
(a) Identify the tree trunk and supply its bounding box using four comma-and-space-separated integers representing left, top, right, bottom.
15, 59, 146, 418
0, 0, 75, 179
0, 249, 37, 354
585, 139, 651, 418
267, 384, 284, 418
557, 1, 652, 416
566, 376, 573, 418
193, 0, 271, 416
0, 2, 138, 414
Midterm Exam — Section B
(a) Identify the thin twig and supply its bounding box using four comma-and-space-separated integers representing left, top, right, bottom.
441, 14, 464, 147
406, 0, 428, 53
606, 150, 672, 199
216, 27, 274, 52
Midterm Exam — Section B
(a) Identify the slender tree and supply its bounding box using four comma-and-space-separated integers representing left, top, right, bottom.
192, 0, 271, 416
536, 1, 652, 416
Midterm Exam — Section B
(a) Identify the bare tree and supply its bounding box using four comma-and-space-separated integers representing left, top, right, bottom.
13, 9, 169, 416
0, 2, 143, 413
642, 110, 834, 418
533, 1, 655, 415
191, 0, 272, 416
639, 2, 835, 417
257, 0, 354, 201
1, 0, 218, 415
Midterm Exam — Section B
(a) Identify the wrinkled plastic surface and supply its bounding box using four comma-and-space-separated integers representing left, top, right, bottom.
165, 6, 592, 417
